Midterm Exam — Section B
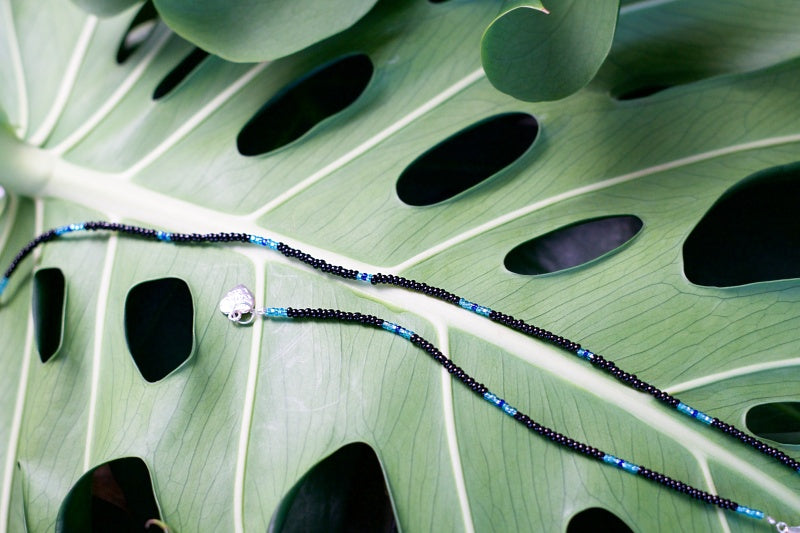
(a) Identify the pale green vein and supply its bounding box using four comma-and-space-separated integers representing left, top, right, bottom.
0, 199, 42, 531
665, 357, 800, 395
0, 314, 33, 532
0, 193, 18, 259
49, 25, 173, 156
118, 62, 269, 180
390, 133, 800, 272
245, 67, 487, 220
618, 0, 677, 15
233, 250, 267, 533
28, 16, 98, 147
694, 452, 731, 533
82, 219, 118, 471
435, 321, 475, 533
0, 0, 27, 138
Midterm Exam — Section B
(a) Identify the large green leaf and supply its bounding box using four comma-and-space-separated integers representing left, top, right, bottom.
1, 0, 800, 531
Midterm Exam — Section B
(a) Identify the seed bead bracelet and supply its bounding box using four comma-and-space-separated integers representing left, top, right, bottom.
228, 302, 791, 529
3, 222, 796, 477
1, 221, 799, 530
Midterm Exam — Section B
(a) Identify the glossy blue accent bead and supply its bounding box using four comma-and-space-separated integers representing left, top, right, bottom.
265, 238, 279, 250
735, 506, 764, 520
69, 223, 84, 232
483, 392, 497, 403
264, 307, 288, 318
54, 225, 71, 235
457, 298, 491, 317
621, 461, 640, 474
356, 272, 373, 283
502, 403, 517, 417
603, 454, 618, 465
156, 230, 172, 242
576, 348, 595, 361
0, 277, 8, 297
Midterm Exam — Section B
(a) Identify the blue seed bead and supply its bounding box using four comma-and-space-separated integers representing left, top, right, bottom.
621, 461, 640, 474
356, 272, 373, 283
0, 276, 8, 297
264, 307, 288, 318
576, 348, 595, 361
265, 238, 279, 250
156, 230, 172, 242
381, 321, 414, 339
457, 298, 491, 317
602, 454, 640, 475
501, 403, 518, 417
54, 225, 72, 235
735, 506, 764, 520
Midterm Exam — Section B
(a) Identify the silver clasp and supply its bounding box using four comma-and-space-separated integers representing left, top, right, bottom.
219, 285, 256, 325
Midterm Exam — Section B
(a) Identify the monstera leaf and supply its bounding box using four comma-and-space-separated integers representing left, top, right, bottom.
1, 0, 800, 532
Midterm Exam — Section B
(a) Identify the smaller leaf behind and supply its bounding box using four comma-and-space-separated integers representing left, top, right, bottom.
481, 0, 619, 101
152, 0, 378, 62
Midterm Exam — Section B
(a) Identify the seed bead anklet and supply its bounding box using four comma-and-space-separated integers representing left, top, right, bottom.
225, 299, 790, 529
1, 221, 798, 530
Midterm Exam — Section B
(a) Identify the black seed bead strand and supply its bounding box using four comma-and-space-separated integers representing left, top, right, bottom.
370, 273, 461, 305
277, 243, 359, 280
280, 307, 746, 516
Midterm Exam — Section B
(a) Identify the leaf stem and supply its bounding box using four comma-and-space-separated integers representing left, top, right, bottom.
0, 126, 52, 196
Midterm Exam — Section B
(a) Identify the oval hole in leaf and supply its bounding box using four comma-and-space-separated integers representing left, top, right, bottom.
152, 47, 210, 100
115, 1, 158, 64
396, 113, 539, 206
269, 442, 396, 533
567, 507, 633, 533
614, 84, 672, 101
56, 457, 162, 533
32, 267, 66, 363
237, 53, 374, 156
505, 215, 643, 275
745, 402, 800, 445
124, 277, 193, 382
683, 162, 800, 287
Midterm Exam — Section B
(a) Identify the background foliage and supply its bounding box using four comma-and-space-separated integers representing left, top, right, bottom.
1, 0, 799, 531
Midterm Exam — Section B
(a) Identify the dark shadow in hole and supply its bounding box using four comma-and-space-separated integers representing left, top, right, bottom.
57, 457, 162, 533
567, 507, 633, 533
683, 162, 800, 287
33, 267, 66, 363
746, 402, 800, 445
237, 53, 374, 157
505, 215, 643, 275
613, 84, 672, 101
270, 442, 397, 533
152, 47, 210, 100
124, 277, 193, 382
116, 1, 158, 64
396, 113, 539, 207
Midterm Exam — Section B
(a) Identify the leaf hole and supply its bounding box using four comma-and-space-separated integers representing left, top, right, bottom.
746, 402, 800, 445
237, 53, 374, 157
567, 507, 633, 532
505, 215, 643, 275
32, 267, 66, 363
124, 277, 194, 382
682, 162, 800, 287
57, 457, 162, 533
115, 1, 159, 64
396, 113, 539, 206
152, 47, 210, 100
270, 442, 397, 533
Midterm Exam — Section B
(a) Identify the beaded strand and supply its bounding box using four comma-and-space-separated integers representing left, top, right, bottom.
265, 305, 764, 523
0, 222, 797, 528
1, 222, 798, 475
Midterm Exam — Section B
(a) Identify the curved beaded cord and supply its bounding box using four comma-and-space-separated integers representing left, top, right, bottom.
1, 222, 798, 530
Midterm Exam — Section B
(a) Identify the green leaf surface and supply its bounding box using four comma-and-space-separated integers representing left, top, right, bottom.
69, 0, 141, 18
481, 0, 619, 101
1, 0, 800, 531
151, 0, 379, 62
